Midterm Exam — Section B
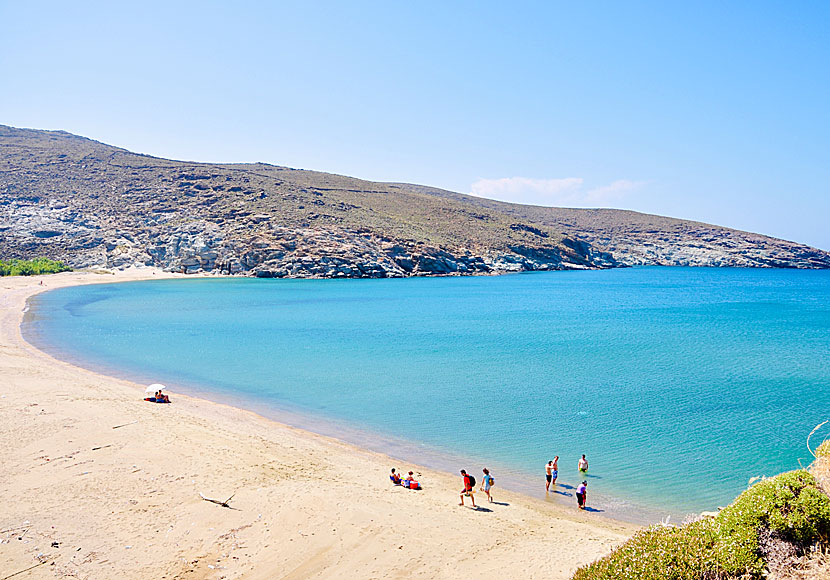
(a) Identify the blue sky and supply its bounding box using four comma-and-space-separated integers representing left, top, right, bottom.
2, 1, 828, 249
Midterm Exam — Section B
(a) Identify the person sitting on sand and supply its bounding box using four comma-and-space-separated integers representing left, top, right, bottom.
576, 480, 587, 510
155, 390, 170, 403
459, 469, 476, 508
390, 468, 402, 485
578, 454, 588, 474
480, 468, 494, 503
404, 471, 421, 490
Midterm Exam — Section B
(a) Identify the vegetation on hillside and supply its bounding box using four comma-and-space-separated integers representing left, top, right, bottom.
2, 125, 829, 274
0, 258, 70, 276
573, 469, 830, 580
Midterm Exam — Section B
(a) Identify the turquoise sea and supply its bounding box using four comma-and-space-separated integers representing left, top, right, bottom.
23, 267, 830, 522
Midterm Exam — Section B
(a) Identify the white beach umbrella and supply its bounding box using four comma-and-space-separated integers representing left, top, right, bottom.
145, 383, 167, 395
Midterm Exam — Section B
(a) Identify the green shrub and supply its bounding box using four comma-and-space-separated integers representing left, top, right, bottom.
573, 470, 830, 580
715, 470, 830, 575
0, 258, 71, 276
573, 519, 720, 580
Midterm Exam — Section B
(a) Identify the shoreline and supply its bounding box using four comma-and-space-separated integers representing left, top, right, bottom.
1, 269, 639, 579
23, 285, 663, 525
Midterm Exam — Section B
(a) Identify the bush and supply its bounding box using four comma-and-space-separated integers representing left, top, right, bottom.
573, 519, 720, 580
573, 470, 830, 580
0, 258, 71, 276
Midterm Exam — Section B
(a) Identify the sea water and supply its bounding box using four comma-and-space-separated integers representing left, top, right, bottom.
23, 267, 830, 522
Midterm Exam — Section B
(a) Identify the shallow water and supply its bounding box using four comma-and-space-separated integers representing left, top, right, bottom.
24, 268, 830, 522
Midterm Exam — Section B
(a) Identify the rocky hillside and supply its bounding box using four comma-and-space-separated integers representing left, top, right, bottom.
1, 125, 828, 277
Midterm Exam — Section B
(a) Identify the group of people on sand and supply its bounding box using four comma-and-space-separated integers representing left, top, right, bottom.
389, 466, 495, 509
546, 454, 590, 509
459, 468, 494, 508
390, 455, 594, 511
390, 468, 422, 490
144, 389, 170, 404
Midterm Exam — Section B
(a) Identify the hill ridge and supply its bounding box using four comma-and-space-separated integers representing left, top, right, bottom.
1, 124, 828, 276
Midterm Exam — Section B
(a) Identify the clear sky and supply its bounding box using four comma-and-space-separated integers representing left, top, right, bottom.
2, 1, 828, 249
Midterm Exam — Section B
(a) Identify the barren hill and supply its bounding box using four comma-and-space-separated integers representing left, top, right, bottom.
1, 125, 828, 276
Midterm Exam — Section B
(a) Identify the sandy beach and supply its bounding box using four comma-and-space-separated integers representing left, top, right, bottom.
0, 270, 638, 580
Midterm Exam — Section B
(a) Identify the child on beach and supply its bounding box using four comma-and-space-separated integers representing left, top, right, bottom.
480, 468, 494, 503
459, 469, 476, 508
576, 480, 587, 509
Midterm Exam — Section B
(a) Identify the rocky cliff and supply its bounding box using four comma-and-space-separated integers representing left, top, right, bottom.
1, 125, 828, 276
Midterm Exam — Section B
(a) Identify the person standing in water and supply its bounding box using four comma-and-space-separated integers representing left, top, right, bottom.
551, 456, 559, 487
578, 454, 588, 475
576, 480, 587, 509
545, 460, 554, 491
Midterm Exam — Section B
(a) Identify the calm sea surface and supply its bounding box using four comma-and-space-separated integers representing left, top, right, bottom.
24, 268, 830, 522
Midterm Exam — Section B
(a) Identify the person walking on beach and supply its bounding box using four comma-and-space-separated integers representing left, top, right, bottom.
576, 480, 587, 509
459, 469, 476, 508
480, 468, 494, 503
578, 454, 588, 475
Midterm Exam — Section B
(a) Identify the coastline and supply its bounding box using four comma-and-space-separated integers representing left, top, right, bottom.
22, 282, 664, 525
1, 269, 638, 579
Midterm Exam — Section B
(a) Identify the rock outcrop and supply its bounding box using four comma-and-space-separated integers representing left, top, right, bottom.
1, 125, 828, 276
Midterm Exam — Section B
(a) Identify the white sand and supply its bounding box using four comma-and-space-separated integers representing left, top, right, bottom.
0, 270, 638, 579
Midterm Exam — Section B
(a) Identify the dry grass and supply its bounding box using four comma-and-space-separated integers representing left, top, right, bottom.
769, 546, 830, 580
812, 439, 830, 500
808, 421, 830, 458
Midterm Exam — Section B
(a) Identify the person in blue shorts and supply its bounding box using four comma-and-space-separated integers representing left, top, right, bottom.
551, 456, 559, 487
480, 468, 494, 503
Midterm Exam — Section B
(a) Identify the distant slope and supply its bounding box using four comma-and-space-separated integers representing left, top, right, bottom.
390, 183, 830, 268
1, 125, 828, 276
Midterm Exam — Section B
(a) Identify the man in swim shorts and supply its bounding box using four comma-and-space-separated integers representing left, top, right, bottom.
545, 460, 554, 491
578, 454, 588, 475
